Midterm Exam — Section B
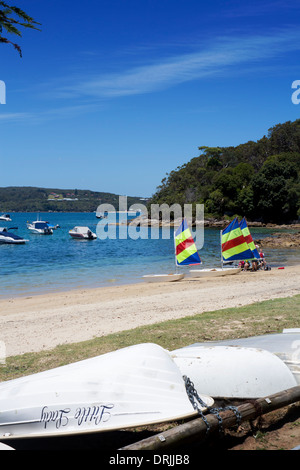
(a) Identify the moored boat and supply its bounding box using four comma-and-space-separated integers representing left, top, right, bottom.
0, 227, 28, 244
27, 220, 53, 235
0, 214, 11, 221
69, 226, 97, 240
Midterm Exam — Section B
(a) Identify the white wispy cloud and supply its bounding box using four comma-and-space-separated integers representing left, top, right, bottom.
0, 112, 34, 121
53, 29, 300, 99
0, 104, 99, 123
2, 28, 300, 125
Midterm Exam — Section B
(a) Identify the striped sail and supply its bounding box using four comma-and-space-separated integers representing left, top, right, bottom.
239, 217, 260, 259
175, 219, 201, 266
221, 217, 254, 261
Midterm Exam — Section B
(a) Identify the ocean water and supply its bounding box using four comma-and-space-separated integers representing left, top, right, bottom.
0, 212, 299, 298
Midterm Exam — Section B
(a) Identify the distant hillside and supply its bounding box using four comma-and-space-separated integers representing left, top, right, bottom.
0, 187, 144, 212
150, 119, 300, 224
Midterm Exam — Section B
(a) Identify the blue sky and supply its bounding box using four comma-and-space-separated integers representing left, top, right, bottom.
1, 0, 300, 198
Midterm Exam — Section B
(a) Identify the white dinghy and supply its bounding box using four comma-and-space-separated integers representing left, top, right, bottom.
186, 328, 300, 385
171, 344, 297, 400
0, 343, 213, 441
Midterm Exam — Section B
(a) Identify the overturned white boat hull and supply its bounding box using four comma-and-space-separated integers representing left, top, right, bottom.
142, 273, 185, 282
187, 329, 300, 385
0, 343, 213, 441
171, 343, 297, 399
189, 267, 241, 278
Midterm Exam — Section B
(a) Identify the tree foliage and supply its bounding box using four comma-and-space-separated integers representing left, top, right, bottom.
0, 187, 143, 212
150, 119, 300, 223
0, 1, 40, 56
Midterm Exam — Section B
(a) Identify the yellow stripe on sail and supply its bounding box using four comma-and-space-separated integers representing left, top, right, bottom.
221, 227, 241, 244
175, 227, 191, 246
222, 241, 250, 260
176, 245, 198, 264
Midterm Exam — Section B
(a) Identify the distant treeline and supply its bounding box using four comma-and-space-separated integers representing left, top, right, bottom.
0, 187, 143, 212
150, 119, 300, 223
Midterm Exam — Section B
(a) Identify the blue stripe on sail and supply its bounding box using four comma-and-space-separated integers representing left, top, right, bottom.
223, 248, 255, 261
222, 217, 238, 234
176, 251, 201, 266
175, 218, 188, 237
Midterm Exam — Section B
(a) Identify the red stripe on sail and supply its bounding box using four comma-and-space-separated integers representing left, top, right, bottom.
176, 237, 195, 255
222, 235, 246, 252
243, 234, 253, 244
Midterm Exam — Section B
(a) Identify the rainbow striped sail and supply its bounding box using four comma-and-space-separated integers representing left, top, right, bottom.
175, 219, 201, 266
221, 217, 254, 262
239, 217, 260, 259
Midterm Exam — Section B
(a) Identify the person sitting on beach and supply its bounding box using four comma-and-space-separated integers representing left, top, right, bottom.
259, 249, 267, 269
244, 260, 250, 271
251, 259, 258, 271
239, 260, 245, 270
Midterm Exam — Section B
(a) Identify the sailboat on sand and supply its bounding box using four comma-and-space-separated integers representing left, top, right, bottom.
189, 217, 258, 278
142, 218, 201, 282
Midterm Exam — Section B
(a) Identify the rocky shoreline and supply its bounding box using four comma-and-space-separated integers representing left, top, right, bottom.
127, 216, 300, 247
255, 231, 300, 248
129, 215, 300, 228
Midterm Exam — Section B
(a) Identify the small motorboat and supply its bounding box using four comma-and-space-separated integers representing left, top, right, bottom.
0, 227, 28, 244
69, 226, 97, 240
27, 221, 53, 235
0, 343, 213, 441
96, 211, 108, 219
0, 214, 11, 221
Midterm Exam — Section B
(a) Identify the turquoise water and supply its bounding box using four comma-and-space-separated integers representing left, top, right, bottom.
0, 212, 299, 298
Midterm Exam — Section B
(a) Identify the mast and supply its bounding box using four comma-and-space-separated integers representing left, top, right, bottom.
174, 227, 178, 273
220, 229, 223, 270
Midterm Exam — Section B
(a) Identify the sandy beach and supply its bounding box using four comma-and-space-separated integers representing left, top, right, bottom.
0, 265, 299, 357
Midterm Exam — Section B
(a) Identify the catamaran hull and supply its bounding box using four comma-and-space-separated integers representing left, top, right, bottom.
0, 343, 213, 441
189, 267, 241, 278
142, 274, 185, 282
